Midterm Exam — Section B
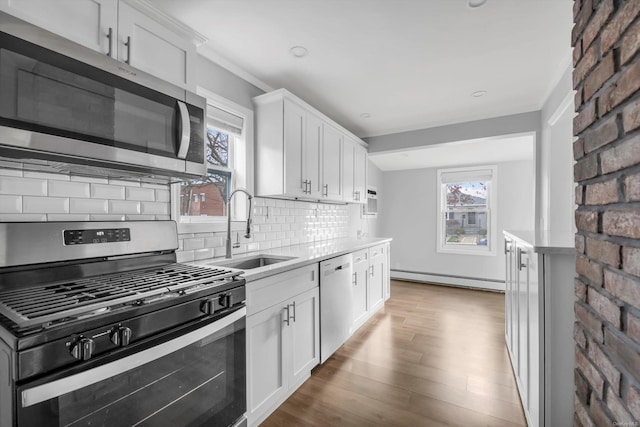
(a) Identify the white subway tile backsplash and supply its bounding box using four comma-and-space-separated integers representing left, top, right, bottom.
48, 180, 90, 198
71, 176, 108, 184
140, 202, 169, 215
155, 215, 171, 220
70, 198, 108, 214
126, 215, 156, 220
126, 187, 155, 201
91, 184, 125, 200
0, 176, 47, 196
183, 238, 205, 250
0, 168, 22, 177
0, 195, 21, 213
205, 237, 224, 247
89, 214, 126, 221
155, 189, 171, 202
194, 248, 215, 260
0, 213, 46, 221
108, 200, 140, 214
176, 251, 195, 263
23, 196, 69, 213
47, 214, 91, 221
109, 179, 141, 188
23, 171, 70, 181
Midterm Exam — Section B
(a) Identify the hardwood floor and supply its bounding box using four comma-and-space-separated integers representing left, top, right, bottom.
262, 280, 527, 427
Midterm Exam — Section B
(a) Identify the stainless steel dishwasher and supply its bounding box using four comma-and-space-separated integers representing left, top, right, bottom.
320, 253, 353, 363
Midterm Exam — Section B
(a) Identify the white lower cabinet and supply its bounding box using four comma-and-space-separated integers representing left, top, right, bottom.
368, 244, 386, 314
503, 232, 575, 427
351, 249, 369, 333
246, 265, 319, 427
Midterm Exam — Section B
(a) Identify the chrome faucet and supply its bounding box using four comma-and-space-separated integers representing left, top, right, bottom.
226, 188, 253, 258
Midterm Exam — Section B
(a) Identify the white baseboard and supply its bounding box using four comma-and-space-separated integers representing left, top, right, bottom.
391, 270, 505, 292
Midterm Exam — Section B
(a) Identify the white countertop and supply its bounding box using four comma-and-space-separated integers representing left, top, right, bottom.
503, 230, 575, 255
190, 237, 392, 281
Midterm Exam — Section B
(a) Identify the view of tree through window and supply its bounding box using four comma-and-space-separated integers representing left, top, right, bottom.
180, 127, 231, 217
444, 181, 488, 247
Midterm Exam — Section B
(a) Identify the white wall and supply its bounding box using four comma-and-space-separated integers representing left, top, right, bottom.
380, 159, 534, 290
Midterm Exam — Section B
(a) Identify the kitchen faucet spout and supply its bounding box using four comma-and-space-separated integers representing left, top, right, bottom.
226, 188, 253, 259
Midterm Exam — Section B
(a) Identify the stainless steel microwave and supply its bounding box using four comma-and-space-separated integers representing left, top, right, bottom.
0, 12, 206, 183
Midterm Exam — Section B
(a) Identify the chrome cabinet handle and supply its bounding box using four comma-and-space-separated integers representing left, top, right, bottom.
176, 101, 191, 159
290, 301, 296, 323
370, 266, 374, 277
504, 239, 509, 254
308, 180, 312, 194
106, 27, 113, 57
283, 305, 290, 326
323, 184, 328, 197
353, 272, 357, 285
517, 248, 526, 270
124, 36, 132, 64
302, 179, 308, 193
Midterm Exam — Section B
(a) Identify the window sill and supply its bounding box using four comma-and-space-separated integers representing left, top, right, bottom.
437, 247, 496, 256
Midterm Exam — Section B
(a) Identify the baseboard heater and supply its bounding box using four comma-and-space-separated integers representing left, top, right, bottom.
391, 269, 505, 292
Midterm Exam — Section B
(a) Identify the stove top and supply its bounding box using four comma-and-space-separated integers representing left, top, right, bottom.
0, 263, 239, 330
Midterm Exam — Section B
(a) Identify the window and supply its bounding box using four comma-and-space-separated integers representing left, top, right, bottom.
171, 91, 254, 231
437, 166, 497, 255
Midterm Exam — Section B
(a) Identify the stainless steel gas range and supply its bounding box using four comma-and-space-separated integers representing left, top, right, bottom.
0, 221, 247, 427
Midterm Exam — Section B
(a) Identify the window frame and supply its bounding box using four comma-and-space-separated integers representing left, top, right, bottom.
171, 89, 254, 234
436, 165, 497, 256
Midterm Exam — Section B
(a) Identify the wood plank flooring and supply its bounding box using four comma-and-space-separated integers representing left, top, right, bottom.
262, 280, 527, 427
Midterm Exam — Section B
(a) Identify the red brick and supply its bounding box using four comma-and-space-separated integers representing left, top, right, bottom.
591, 397, 614, 426
575, 368, 591, 403
585, 52, 615, 100
588, 339, 622, 392
577, 184, 585, 205
583, 0, 614, 50
624, 172, 640, 201
601, 0, 640, 53
627, 386, 640, 420
620, 17, 640, 65
577, 234, 586, 254
622, 97, 640, 133
576, 322, 589, 349
602, 209, 640, 239
574, 138, 586, 160
574, 44, 598, 89
573, 0, 583, 20
576, 210, 599, 233
573, 0, 594, 46
586, 237, 621, 267
583, 115, 619, 153
575, 395, 597, 427
576, 87, 584, 111
585, 180, 619, 205
575, 155, 598, 181
574, 39, 583, 67
574, 100, 598, 134
604, 268, 640, 308
577, 255, 604, 285
601, 60, 640, 111
577, 277, 588, 301
605, 386, 636, 423
576, 347, 606, 398
601, 134, 640, 174
628, 312, 640, 345
588, 288, 621, 327
576, 302, 604, 342
622, 246, 640, 276
598, 84, 617, 117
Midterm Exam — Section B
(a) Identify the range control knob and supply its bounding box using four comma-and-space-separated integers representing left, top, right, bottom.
110, 326, 132, 347
70, 337, 95, 361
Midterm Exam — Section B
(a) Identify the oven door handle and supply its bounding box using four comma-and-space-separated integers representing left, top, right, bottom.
21, 307, 246, 408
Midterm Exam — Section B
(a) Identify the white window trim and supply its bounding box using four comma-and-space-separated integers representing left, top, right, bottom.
171, 88, 254, 234
436, 165, 497, 256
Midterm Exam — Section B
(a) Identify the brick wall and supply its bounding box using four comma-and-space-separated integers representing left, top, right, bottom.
572, 0, 640, 425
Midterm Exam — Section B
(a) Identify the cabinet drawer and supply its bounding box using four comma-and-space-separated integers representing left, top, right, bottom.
352, 249, 368, 265
247, 264, 319, 316
369, 244, 385, 258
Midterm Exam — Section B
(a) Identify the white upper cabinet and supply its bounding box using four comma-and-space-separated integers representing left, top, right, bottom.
253, 89, 367, 203
0, 0, 197, 90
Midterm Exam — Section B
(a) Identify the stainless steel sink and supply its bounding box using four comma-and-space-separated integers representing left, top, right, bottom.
212, 255, 296, 270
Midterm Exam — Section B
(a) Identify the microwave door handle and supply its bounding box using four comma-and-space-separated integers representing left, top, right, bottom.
20, 307, 246, 408
176, 101, 191, 159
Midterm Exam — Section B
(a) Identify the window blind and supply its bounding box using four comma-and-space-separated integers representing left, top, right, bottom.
440, 168, 493, 184
207, 105, 244, 136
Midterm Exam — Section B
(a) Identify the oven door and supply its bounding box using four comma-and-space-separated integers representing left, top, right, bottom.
17, 308, 246, 427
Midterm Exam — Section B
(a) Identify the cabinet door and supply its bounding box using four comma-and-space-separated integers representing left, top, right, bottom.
246, 302, 289, 423
368, 245, 385, 313
527, 253, 540, 427
118, 1, 196, 90
0, 0, 117, 55
321, 124, 342, 200
283, 99, 306, 198
504, 238, 513, 349
289, 287, 320, 386
352, 250, 369, 332
354, 144, 367, 203
304, 113, 322, 198
342, 139, 356, 203
517, 245, 529, 408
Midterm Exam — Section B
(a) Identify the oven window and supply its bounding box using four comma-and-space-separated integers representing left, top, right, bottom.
18, 319, 245, 427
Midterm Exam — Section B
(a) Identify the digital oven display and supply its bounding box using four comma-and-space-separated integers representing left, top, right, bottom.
63, 228, 131, 245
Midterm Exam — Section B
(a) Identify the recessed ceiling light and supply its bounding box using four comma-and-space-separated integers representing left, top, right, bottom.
360, 113, 371, 119
289, 46, 308, 58
472, 90, 487, 97
467, 0, 487, 8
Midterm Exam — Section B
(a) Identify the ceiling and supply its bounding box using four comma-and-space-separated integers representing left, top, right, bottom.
148, 0, 573, 139
368, 133, 534, 171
